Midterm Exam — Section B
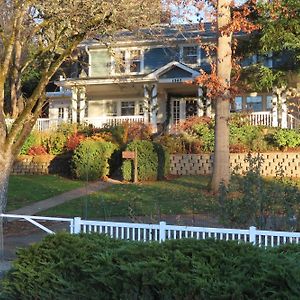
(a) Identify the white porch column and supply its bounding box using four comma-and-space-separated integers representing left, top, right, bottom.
281, 91, 288, 128
271, 90, 278, 127
150, 84, 158, 132
78, 87, 86, 124
143, 85, 149, 124
206, 88, 212, 117
71, 86, 78, 124
197, 87, 204, 117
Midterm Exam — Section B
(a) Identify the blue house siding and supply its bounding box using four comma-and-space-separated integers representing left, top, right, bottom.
90, 49, 110, 77
144, 47, 179, 73
160, 67, 193, 79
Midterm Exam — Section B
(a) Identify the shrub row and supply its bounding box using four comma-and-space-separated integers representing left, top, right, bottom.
2, 233, 300, 299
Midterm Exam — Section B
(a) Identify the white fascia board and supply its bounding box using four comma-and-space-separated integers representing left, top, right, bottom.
55, 77, 158, 88
80, 36, 214, 50
159, 77, 195, 84
46, 91, 72, 98
146, 61, 200, 79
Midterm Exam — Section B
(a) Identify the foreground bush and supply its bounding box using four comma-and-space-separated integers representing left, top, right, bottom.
72, 140, 117, 180
1, 233, 300, 299
122, 140, 169, 181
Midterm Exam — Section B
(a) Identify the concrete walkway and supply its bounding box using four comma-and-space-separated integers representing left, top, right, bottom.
8, 180, 112, 216
1, 179, 115, 277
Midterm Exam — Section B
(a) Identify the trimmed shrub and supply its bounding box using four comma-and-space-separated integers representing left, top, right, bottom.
72, 140, 117, 180
2, 233, 300, 299
273, 129, 300, 149
41, 131, 67, 155
122, 140, 169, 181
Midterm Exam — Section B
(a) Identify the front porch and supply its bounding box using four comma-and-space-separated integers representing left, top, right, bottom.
14, 110, 299, 132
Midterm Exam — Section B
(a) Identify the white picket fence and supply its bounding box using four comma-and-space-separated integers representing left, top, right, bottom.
2, 214, 300, 248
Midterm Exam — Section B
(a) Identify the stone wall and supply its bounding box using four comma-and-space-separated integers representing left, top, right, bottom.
170, 153, 300, 177
12, 154, 71, 175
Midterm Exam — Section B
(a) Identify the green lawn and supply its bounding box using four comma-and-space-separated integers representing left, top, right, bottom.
7, 175, 84, 211
42, 176, 217, 219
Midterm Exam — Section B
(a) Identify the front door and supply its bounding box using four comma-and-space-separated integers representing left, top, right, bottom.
185, 100, 198, 118
171, 98, 198, 125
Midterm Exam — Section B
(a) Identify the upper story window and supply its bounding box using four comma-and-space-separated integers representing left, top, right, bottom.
112, 49, 144, 74
180, 45, 200, 65
129, 50, 142, 73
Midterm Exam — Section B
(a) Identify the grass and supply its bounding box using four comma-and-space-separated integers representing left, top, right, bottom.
7, 175, 84, 211
42, 176, 217, 219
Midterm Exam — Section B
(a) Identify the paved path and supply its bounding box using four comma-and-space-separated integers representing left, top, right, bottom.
8, 180, 112, 216
1, 179, 114, 277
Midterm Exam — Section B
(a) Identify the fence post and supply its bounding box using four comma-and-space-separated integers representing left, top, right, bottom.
249, 226, 256, 245
73, 217, 82, 234
159, 221, 166, 243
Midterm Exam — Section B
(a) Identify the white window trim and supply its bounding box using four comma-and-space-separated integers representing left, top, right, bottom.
179, 45, 201, 66
111, 48, 144, 75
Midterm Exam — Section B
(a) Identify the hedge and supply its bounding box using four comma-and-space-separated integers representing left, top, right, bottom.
72, 140, 117, 180
122, 140, 169, 181
1, 233, 300, 299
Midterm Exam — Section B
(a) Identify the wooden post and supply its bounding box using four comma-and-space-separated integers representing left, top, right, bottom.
133, 149, 138, 183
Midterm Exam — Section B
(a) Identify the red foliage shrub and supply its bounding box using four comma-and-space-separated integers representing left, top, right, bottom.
229, 143, 248, 153
175, 116, 213, 132
66, 133, 85, 151
27, 145, 48, 156
125, 122, 153, 141
89, 132, 114, 143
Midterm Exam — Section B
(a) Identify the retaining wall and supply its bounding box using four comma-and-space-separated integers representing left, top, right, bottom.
170, 152, 300, 177
12, 154, 71, 175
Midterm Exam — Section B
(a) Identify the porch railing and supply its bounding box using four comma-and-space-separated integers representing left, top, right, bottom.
249, 111, 273, 127
2, 214, 300, 248
5, 116, 145, 132
82, 115, 145, 128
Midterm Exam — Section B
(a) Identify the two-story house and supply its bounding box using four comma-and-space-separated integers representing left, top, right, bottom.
45, 23, 299, 132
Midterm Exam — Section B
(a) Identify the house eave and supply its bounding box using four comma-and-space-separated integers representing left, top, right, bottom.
55, 77, 158, 88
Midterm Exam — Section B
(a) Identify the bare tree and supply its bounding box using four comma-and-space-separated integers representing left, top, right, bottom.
0, 0, 161, 213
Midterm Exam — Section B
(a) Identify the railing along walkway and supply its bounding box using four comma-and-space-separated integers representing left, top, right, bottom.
2, 214, 300, 248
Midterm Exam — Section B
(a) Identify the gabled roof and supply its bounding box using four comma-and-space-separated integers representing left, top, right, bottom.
146, 61, 200, 79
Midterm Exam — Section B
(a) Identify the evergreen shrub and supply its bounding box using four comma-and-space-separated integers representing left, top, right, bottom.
122, 140, 169, 181
72, 140, 117, 180
2, 233, 300, 299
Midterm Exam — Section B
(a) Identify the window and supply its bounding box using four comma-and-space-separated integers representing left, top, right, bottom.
68, 107, 72, 121
129, 50, 141, 73
84, 101, 88, 118
113, 49, 143, 74
182, 46, 198, 65
234, 97, 243, 111
121, 101, 135, 116
106, 102, 117, 116
139, 101, 144, 115
246, 96, 262, 112
266, 96, 273, 110
58, 107, 64, 119
173, 99, 180, 124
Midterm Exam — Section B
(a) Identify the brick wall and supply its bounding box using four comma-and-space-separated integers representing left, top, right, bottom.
12, 154, 71, 175
170, 153, 300, 177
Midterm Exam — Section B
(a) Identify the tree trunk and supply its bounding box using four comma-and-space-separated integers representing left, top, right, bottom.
211, 98, 230, 191
0, 151, 14, 213
210, 0, 232, 192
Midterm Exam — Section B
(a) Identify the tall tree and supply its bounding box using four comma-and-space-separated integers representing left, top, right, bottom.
0, 0, 160, 213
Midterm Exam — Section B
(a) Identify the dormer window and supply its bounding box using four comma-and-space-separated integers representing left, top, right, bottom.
112, 49, 144, 74
180, 45, 200, 65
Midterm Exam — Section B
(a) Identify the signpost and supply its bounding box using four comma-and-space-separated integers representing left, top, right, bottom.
122, 150, 138, 183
